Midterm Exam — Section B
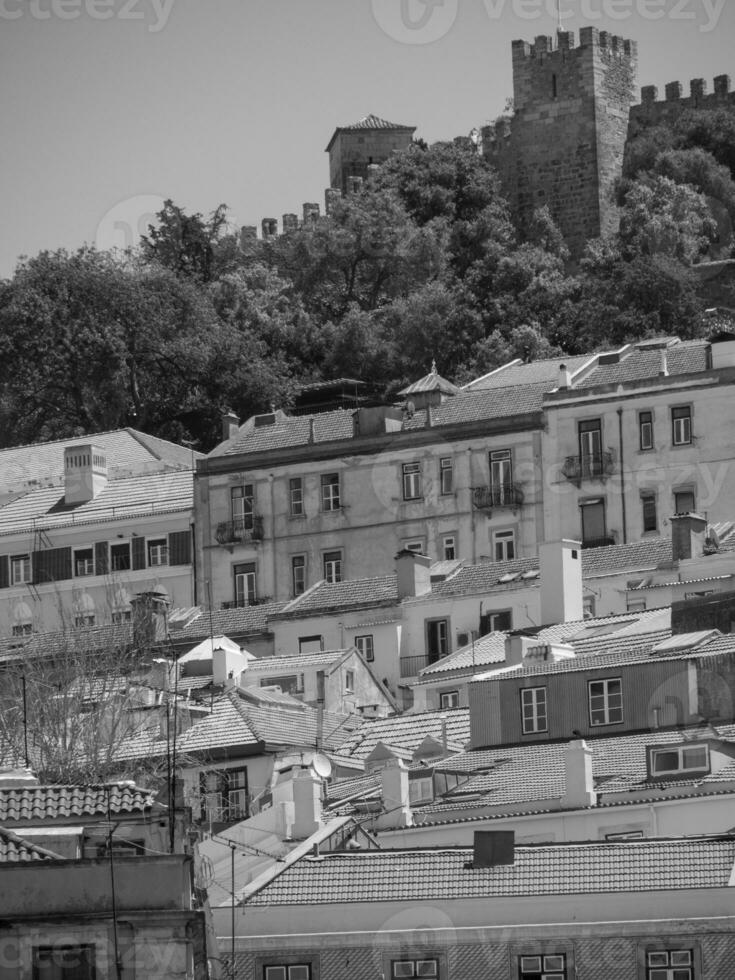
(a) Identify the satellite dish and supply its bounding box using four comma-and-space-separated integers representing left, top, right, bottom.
310, 754, 332, 780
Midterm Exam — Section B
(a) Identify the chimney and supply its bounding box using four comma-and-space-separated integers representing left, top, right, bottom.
539, 540, 583, 625
558, 363, 572, 389
710, 332, 735, 369
395, 549, 432, 598
472, 830, 515, 868
292, 767, 324, 839
659, 349, 669, 377
671, 512, 708, 561
380, 758, 412, 828
131, 589, 170, 649
222, 410, 240, 442
561, 739, 597, 808
212, 645, 245, 689
63, 445, 107, 505
505, 631, 540, 666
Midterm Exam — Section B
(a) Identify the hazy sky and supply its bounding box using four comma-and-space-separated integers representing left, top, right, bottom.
1, 0, 733, 278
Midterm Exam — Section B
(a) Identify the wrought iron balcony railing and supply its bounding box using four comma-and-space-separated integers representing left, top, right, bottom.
215, 514, 265, 545
561, 452, 615, 486
472, 484, 524, 512
581, 534, 618, 550
399, 653, 447, 678
221, 595, 273, 610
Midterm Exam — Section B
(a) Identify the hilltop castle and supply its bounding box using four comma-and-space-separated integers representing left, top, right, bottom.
251, 29, 734, 260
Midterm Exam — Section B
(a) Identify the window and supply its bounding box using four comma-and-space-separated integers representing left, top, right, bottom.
649, 744, 709, 777
10, 554, 31, 585
74, 548, 95, 577
321, 473, 341, 511
12, 623, 32, 636
426, 619, 449, 662
439, 457, 453, 495
580, 498, 607, 547
490, 449, 513, 504
588, 677, 623, 726
111, 610, 132, 624
289, 477, 304, 517
402, 461, 423, 500
578, 419, 603, 477
355, 634, 374, 661
33, 944, 96, 979
639, 410, 654, 451
493, 529, 515, 562
442, 535, 457, 561
323, 550, 343, 584
109, 542, 131, 571
403, 539, 425, 554
480, 609, 512, 633
391, 960, 438, 979
672, 406, 692, 446
440, 690, 459, 709
521, 687, 548, 734
200, 767, 249, 824
74, 614, 95, 628
409, 776, 434, 804
234, 562, 256, 606
642, 494, 657, 533
645, 949, 693, 979
147, 538, 168, 567
299, 635, 323, 653
674, 489, 696, 514
627, 597, 647, 613
231, 484, 254, 531
291, 555, 306, 597
345, 669, 354, 693
519, 953, 566, 979
264, 968, 311, 980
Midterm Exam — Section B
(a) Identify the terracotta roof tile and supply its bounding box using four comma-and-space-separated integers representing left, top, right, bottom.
0, 783, 156, 824
336, 709, 470, 760
338, 114, 415, 132
578, 340, 709, 389
465, 355, 594, 392
0, 827, 63, 862
245, 836, 735, 905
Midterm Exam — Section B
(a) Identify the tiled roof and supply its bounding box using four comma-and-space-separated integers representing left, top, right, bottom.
418, 633, 508, 678
245, 836, 735, 905
277, 576, 398, 617
430, 557, 539, 597
176, 694, 261, 754
336, 709, 470, 760
244, 702, 363, 750
0, 470, 193, 536
577, 340, 709, 389
246, 650, 351, 674
0, 622, 134, 665
211, 410, 355, 457
399, 368, 461, 397
0, 783, 156, 824
465, 355, 595, 392
0, 427, 200, 500
581, 537, 673, 576
0, 827, 62, 862
173, 602, 286, 640
337, 114, 415, 132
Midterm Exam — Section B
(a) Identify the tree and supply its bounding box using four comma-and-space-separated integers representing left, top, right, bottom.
141, 199, 229, 283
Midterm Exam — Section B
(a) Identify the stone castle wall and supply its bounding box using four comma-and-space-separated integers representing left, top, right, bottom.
629, 74, 735, 139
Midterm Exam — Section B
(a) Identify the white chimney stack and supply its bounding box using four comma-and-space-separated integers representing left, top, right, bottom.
63, 445, 107, 505
561, 739, 597, 808
222, 410, 240, 442
539, 540, 583, 625
292, 767, 323, 839
558, 363, 572, 389
395, 550, 432, 599
380, 758, 413, 828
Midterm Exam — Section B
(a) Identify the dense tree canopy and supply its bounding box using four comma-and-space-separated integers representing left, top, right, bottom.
1, 129, 734, 451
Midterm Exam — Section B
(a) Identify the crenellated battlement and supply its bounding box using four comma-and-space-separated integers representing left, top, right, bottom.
512, 28, 637, 63
630, 74, 735, 139
242, 187, 350, 243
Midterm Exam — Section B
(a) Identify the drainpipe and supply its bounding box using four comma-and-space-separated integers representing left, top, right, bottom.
269, 473, 277, 599
617, 408, 627, 545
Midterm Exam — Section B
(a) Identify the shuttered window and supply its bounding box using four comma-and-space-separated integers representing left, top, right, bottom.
32, 547, 72, 584
94, 541, 108, 576
168, 530, 192, 566
0, 555, 9, 590
131, 536, 146, 571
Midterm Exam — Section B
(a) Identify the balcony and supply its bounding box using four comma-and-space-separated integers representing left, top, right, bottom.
215, 514, 264, 546
472, 484, 524, 512
221, 596, 273, 610
561, 452, 615, 486
582, 534, 618, 550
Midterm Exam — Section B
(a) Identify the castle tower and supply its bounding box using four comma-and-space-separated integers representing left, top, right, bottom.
326, 114, 416, 196
484, 29, 638, 259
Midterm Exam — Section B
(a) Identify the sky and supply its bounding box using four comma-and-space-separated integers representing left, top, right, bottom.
1, 0, 734, 279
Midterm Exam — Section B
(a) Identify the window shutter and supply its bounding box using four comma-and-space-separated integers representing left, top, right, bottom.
0, 555, 8, 589
167, 530, 191, 567
33, 547, 72, 584
94, 541, 109, 576
132, 537, 146, 571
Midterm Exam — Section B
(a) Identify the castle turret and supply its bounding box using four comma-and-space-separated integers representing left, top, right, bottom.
484, 29, 638, 259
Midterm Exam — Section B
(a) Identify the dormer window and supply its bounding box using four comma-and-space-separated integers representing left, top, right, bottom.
649, 743, 710, 778
409, 775, 434, 804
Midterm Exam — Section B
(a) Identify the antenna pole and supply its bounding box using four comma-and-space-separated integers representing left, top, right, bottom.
557, 0, 563, 32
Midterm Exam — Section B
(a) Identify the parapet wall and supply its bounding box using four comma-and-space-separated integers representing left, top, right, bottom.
629, 74, 735, 136
242, 188, 344, 243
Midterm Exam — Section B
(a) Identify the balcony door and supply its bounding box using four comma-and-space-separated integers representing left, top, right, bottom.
578, 420, 602, 478
490, 450, 512, 505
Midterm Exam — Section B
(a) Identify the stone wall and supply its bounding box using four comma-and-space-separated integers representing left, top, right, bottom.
629, 74, 735, 139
